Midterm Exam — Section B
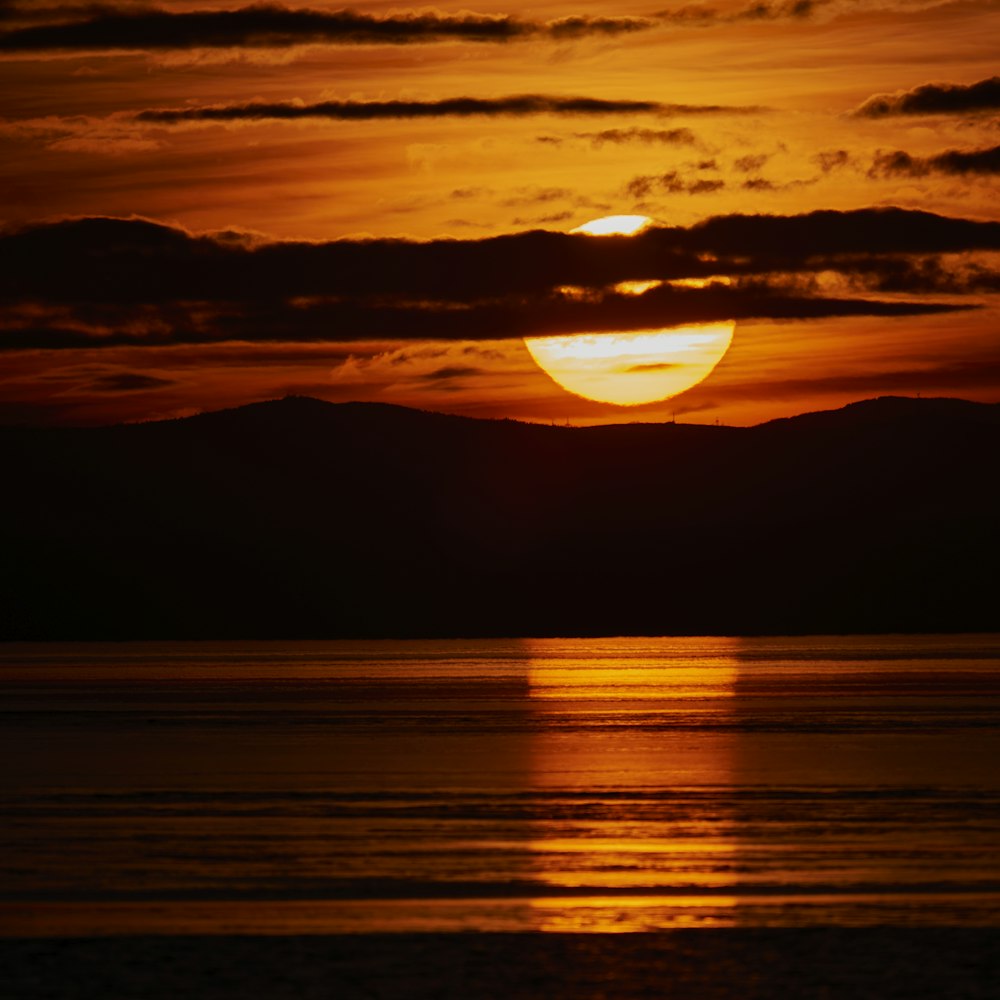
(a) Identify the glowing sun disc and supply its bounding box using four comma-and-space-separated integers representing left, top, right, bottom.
525, 215, 735, 406
524, 322, 735, 406
572, 215, 652, 236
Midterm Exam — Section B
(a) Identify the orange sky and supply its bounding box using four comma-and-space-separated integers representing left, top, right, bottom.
1, 0, 998, 426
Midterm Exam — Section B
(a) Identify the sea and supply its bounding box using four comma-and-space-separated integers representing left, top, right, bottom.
2, 635, 999, 937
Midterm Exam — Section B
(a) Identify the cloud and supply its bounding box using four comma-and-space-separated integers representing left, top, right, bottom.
136, 95, 667, 125
88, 371, 177, 392
537, 127, 700, 147
45, 133, 159, 154
0, 5, 655, 55
658, 0, 830, 26
501, 187, 575, 206
627, 362, 679, 372
841, 255, 1000, 295
418, 365, 483, 382
510, 211, 575, 226
870, 144, 1000, 177
688, 178, 727, 194
1, 0, 899, 62
5, 208, 1000, 301
132, 98, 761, 131
1, 207, 996, 351
626, 171, 725, 197
815, 149, 851, 172
733, 154, 770, 173
659, 0, 979, 31
543, 14, 658, 38
853, 75, 1000, 117
686, 206, 1000, 257
0, 282, 961, 352
6, 101, 756, 151
0, 112, 159, 155
0, 0, 965, 62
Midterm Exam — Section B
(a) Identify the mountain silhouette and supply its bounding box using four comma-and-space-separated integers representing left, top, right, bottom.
2, 395, 997, 639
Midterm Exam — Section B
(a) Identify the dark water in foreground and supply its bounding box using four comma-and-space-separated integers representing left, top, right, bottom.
2, 635, 999, 935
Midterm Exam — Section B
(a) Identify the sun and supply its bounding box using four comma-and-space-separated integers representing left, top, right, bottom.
571, 215, 653, 236
524, 216, 735, 406
524, 324, 735, 407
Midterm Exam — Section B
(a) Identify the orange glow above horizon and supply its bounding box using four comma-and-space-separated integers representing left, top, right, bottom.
1, 1, 998, 428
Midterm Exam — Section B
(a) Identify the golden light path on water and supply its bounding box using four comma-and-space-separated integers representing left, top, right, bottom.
524, 215, 735, 406
522, 640, 742, 931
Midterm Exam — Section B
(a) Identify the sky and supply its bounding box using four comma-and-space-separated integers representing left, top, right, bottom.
1, 0, 998, 426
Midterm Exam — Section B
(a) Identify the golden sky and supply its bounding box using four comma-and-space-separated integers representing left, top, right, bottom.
1, 0, 998, 425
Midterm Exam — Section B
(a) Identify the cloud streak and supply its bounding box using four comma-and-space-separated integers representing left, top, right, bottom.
626, 172, 725, 197
537, 127, 701, 147
0, 0, 972, 61
870, 144, 1000, 177
136, 95, 668, 124
0, 5, 655, 55
853, 76, 1000, 117
659, 0, 828, 25
135, 98, 762, 126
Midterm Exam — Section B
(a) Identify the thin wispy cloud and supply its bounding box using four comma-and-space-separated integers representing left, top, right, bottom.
658, 0, 830, 25
660, 0, 984, 28
537, 127, 702, 147
627, 172, 726, 196
814, 149, 851, 172
1, 100, 755, 154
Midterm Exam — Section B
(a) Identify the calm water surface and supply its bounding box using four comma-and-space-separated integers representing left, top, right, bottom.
2, 636, 998, 934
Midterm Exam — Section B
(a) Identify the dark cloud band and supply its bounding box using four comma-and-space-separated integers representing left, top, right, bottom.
0, 287, 961, 352
853, 76, 1000, 117
4, 208, 999, 301
0, 0, 837, 55
1, 207, 994, 350
871, 144, 1000, 177
0, 5, 654, 54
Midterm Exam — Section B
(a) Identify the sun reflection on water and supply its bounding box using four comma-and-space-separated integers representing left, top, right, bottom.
519, 638, 745, 928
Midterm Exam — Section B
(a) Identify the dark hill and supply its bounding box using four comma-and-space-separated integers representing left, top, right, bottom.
1, 395, 997, 638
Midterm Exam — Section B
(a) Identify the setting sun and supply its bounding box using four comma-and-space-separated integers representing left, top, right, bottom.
571, 215, 653, 236
524, 216, 735, 405
523, 323, 735, 405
